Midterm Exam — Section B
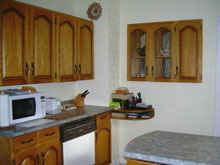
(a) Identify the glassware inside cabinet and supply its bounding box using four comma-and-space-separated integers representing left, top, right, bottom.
154, 28, 171, 79
130, 29, 146, 78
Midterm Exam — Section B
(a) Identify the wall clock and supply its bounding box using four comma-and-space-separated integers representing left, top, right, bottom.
87, 2, 103, 20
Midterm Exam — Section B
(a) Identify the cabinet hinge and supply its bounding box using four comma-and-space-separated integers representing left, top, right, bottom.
12, 159, 16, 165
55, 72, 57, 78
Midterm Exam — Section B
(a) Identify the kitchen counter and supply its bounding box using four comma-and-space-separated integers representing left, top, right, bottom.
0, 105, 111, 138
125, 131, 220, 165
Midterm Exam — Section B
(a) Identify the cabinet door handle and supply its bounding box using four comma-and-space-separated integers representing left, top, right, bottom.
146, 66, 148, 76
152, 66, 154, 76
32, 63, 35, 76
75, 64, 78, 74
79, 64, 81, 74
100, 115, 106, 120
25, 63, 29, 76
176, 66, 179, 77
21, 138, 33, 144
37, 154, 41, 165
41, 152, 45, 165
45, 132, 55, 136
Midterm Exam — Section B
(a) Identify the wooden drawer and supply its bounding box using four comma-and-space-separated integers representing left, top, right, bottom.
96, 112, 111, 128
13, 132, 38, 151
39, 126, 59, 143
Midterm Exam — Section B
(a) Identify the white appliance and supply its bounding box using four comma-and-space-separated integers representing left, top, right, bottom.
46, 97, 61, 112
63, 132, 95, 165
3, 89, 46, 124
60, 117, 96, 165
0, 93, 9, 127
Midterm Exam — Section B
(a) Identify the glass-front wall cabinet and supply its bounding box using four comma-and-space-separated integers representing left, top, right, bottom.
127, 25, 149, 81
151, 23, 174, 82
127, 20, 202, 83
131, 30, 146, 77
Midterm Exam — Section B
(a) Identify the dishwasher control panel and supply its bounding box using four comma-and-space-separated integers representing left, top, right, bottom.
60, 116, 96, 142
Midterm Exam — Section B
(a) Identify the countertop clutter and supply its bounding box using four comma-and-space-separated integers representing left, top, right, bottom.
0, 105, 111, 138
125, 131, 220, 165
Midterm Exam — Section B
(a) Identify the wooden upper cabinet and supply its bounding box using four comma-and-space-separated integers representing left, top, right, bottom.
127, 19, 202, 83
150, 23, 175, 82
176, 20, 202, 82
56, 13, 77, 82
127, 24, 150, 81
78, 19, 94, 80
29, 7, 56, 84
0, 1, 29, 86
0, 1, 94, 86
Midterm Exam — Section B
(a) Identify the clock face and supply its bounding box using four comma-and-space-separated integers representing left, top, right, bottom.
87, 2, 102, 20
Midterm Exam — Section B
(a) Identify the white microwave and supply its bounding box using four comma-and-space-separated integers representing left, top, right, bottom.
7, 91, 46, 124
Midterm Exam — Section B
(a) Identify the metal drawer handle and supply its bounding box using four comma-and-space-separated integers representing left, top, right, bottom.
45, 132, 55, 136
21, 138, 33, 144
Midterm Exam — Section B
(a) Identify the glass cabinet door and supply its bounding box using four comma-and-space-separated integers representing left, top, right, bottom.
151, 23, 174, 81
128, 25, 149, 81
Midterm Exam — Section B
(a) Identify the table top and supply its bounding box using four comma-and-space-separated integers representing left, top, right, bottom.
125, 131, 220, 165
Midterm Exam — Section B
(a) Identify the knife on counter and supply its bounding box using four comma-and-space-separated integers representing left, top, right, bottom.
81, 90, 90, 97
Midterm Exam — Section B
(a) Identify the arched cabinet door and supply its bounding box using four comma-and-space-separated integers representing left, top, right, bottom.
77, 19, 94, 80
56, 14, 77, 82
150, 23, 175, 82
30, 7, 56, 84
40, 139, 61, 165
14, 146, 39, 165
0, 1, 29, 85
176, 20, 202, 83
95, 112, 111, 165
95, 126, 111, 165
127, 24, 150, 81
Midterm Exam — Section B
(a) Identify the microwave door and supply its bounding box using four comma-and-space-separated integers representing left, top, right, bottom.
12, 98, 36, 120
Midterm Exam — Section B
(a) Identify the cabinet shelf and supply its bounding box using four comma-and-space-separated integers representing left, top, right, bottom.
111, 108, 154, 120
131, 56, 146, 59
155, 55, 171, 58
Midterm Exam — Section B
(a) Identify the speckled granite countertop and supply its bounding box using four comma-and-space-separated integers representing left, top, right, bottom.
125, 131, 220, 165
0, 105, 110, 138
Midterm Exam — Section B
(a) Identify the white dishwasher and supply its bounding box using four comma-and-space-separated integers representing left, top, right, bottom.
60, 117, 96, 165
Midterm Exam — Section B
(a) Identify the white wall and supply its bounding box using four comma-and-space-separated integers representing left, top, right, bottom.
74, 0, 110, 106
215, 16, 220, 136
73, 0, 120, 159
17, 0, 77, 15
119, 0, 220, 157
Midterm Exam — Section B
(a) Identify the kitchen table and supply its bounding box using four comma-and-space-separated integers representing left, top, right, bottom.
125, 131, 220, 165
